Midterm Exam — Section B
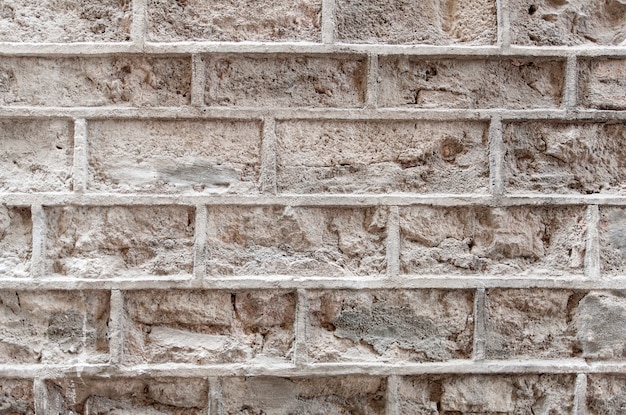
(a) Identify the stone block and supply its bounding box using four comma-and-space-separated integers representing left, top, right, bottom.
600, 207, 626, 276
122, 290, 296, 364
88, 119, 262, 193
0, 379, 34, 415
588, 375, 626, 415
0, 206, 31, 278
579, 59, 626, 110
45, 205, 195, 278
276, 120, 489, 194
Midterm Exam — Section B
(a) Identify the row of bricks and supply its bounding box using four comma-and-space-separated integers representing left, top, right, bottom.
0, 204, 617, 278
1, 373, 617, 414
1, 0, 625, 47
2, 118, 626, 195
0, 288, 625, 365
0, 55, 624, 109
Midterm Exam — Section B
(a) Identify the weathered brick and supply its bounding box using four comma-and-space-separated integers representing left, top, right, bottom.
123, 290, 295, 364
575, 292, 626, 359
308, 290, 474, 362
579, 59, 626, 110
0, 119, 73, 192
510, 0, 626, 46
485, 289, 582, 359
147, 0, 321, 42
0, 206, 31, 278
205, 55, 367, 107
588, 375, 626, 415
46, 378, 208, 414
0, 57, 191, 107
276, 120, 489, 194
222, 376, 386, 414
45, 206, 195, 278
600, 207, 626, 276
0, 379, 34, 415
378, 57, 564, 109
88, 120, 262, 193
398, 374, 575, 414
206, 206, 388, 276
0, 290, 109, 363
401, 206, 586, 276
504, 122, 626, 194
0, 0, 131, 42
336, 0, 496, 45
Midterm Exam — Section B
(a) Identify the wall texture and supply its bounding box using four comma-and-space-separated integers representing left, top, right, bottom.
1, 0, 626, 413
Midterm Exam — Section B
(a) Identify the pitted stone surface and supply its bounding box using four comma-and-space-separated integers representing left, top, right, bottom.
0, 379, 34, 415
579, 59, 626, 110
0, 206, 31, 278
575, 291, 626, 359
588, 375, 626, 415
222, 376, 386, 415
206, 206, 388, 276
600, 208, 626, 276
123, 290, 295, 364
0, 290, 109, 364
277, 120, 489, 194
308, 290, 474, 362
88, 119, 262, 193
45, 206, 195, 278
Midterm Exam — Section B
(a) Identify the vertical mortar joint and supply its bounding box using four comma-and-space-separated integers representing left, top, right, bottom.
473, 287, 487, 361
321, 0, 336, 44
261, 117, 278, 195
584, 205, 600, 279
489, 116, 505, 198
386, 206, 400, 278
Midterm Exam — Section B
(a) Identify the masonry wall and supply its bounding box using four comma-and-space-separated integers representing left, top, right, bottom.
1, 0, 626, 414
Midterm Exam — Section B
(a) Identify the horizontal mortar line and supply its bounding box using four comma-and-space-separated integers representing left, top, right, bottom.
1, 41, 625, 57
1, 275, 625, 291
0, 106, 625, 121
3, 193, 626, 207
4, 360, 626, 379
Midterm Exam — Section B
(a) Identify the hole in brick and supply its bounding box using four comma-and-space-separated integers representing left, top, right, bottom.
528, 5, 537, 15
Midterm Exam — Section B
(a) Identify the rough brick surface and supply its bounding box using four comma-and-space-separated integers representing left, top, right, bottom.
336, 0, 496, 45
123, 290, 295, 364
0, 0, 132, 42
588, 375, 626, 415
46, 378, 208, 414
400, 206, 586, 276
510, 0, 626, 46
0, 206, 31, 278
308, 290, 474, 362
205, 55, 367, 107
88, 119, 262, 193
147, 0, 321, 42
504, 122, 626, 194
0, 379, 34, 415
0, 290, 109, 363
277, 120, 489, 194
0, 57, 191, 107
45, 206, 195, 278
575, 291, 626, 359
222, 376, 386, 414
600, 207, 626, 276
378, 57, 565, 109
579, 59, 626, 110
206, 206, 388, 276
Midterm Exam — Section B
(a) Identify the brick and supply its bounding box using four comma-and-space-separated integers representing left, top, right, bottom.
510, 0, 626, 46
600, 207, 626, 276
0, 290, 109, 364
45, 378, 208, 414
206, 206, 388, 276
205, 55, 366, 108
147, 0, 321, 42
0, 379, 34, 415
398, 374, 575, 414
0, 0, 131, 42
0, 206, 31, 278
575, 292, 626, 359
588, 375, 626, 415
0, 57, 191, 107
0, 119, 73, 192
222, 376, 386, 414
504, 122, 626, 194
378, 57, 564, 109
336, 0, 496, 45
45, 206, 195, 278
123, 290, 295, 364
276, 120, 489, 194
88, 119, 262, 193
308, 290, 474, 362
485, 289, 582, 359
579, 59, 626, 110
401, 206, 586, 276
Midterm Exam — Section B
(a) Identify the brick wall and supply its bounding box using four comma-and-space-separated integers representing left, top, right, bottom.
1, 0, 626, 413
